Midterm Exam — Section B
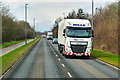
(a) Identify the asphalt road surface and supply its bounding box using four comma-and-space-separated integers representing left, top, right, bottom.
3, 38, 119, 79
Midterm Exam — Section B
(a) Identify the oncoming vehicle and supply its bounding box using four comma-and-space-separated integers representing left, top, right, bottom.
47, 32, 53, 40
58, 19, 92, 58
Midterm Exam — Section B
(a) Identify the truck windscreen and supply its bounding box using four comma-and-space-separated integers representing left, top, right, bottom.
66, 27, 91, 38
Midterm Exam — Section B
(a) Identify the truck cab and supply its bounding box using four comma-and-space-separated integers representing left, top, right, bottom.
47, 32, 53, 40
58, 19, 92, 58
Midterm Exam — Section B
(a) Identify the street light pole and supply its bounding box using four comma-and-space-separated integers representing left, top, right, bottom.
92, 0, 94, 50
25, 4, 28, 44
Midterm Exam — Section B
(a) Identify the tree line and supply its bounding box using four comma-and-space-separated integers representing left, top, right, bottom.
93, 2, 118, 54
0, 2, 34, 43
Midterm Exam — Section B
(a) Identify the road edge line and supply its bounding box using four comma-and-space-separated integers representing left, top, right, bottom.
94, 58, 120, 71
0, 39, 40, 79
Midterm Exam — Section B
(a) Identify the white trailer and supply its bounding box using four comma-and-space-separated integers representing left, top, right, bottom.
58, 19, 92, 58
47, 32, 53, 40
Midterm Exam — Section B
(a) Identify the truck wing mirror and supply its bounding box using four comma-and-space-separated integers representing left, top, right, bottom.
92, 30, 94, 37
92, 34, 94, 37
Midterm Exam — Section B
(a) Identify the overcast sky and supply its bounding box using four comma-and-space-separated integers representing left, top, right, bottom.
2, 0, 117, 32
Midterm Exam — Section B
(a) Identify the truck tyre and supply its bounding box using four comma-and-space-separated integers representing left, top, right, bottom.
86, 56, 90, 59
64, 54, 68, 58
58, 44, 63, 53
58, 44, 60, 52
60, 49, 62, 53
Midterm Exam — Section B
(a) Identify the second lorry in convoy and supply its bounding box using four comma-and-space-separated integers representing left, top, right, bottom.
47, 32, 53, 40
58, 19, 92, 58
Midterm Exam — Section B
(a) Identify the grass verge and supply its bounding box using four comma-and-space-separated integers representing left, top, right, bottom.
91, 50, 119, 68
0, 38, 39, 75
0, 39, 31, 48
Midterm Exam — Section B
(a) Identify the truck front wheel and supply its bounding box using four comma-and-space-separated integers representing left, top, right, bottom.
58, 44, 63, 53
86, 56, 90, 59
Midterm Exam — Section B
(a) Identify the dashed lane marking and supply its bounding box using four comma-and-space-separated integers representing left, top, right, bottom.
67, 72, 72, 78
48, 41, 73, 78
58, 58, 61, 61
56, 55, 58, 57
62, 64, 65, 67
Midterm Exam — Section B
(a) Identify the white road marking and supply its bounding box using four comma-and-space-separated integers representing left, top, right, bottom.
48, 43, 56, 54
58, 58, 61, 61
67, 72, 72, 78
96, 59, 120, 70
62, 64, 65, 67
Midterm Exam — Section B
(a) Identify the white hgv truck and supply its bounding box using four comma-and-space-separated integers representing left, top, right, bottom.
47, 32, 53, 40
58, 19, 92, 58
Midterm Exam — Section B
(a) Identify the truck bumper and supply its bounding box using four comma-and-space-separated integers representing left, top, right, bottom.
64, 51, 91, 56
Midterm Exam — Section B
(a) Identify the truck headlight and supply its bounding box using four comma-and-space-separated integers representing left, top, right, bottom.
86, 48, 91, 53
89, 42, 92, 48
67, 42, 70, 48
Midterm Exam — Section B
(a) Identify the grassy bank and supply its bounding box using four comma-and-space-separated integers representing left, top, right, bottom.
0, 39, 32, 48
0, 38, 39, 74
91, 50, 119, 68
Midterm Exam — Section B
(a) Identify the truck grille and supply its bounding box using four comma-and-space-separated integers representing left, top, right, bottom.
71, 45, 87, 53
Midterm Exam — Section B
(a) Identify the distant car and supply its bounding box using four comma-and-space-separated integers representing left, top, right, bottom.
52, 38, 58, 44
